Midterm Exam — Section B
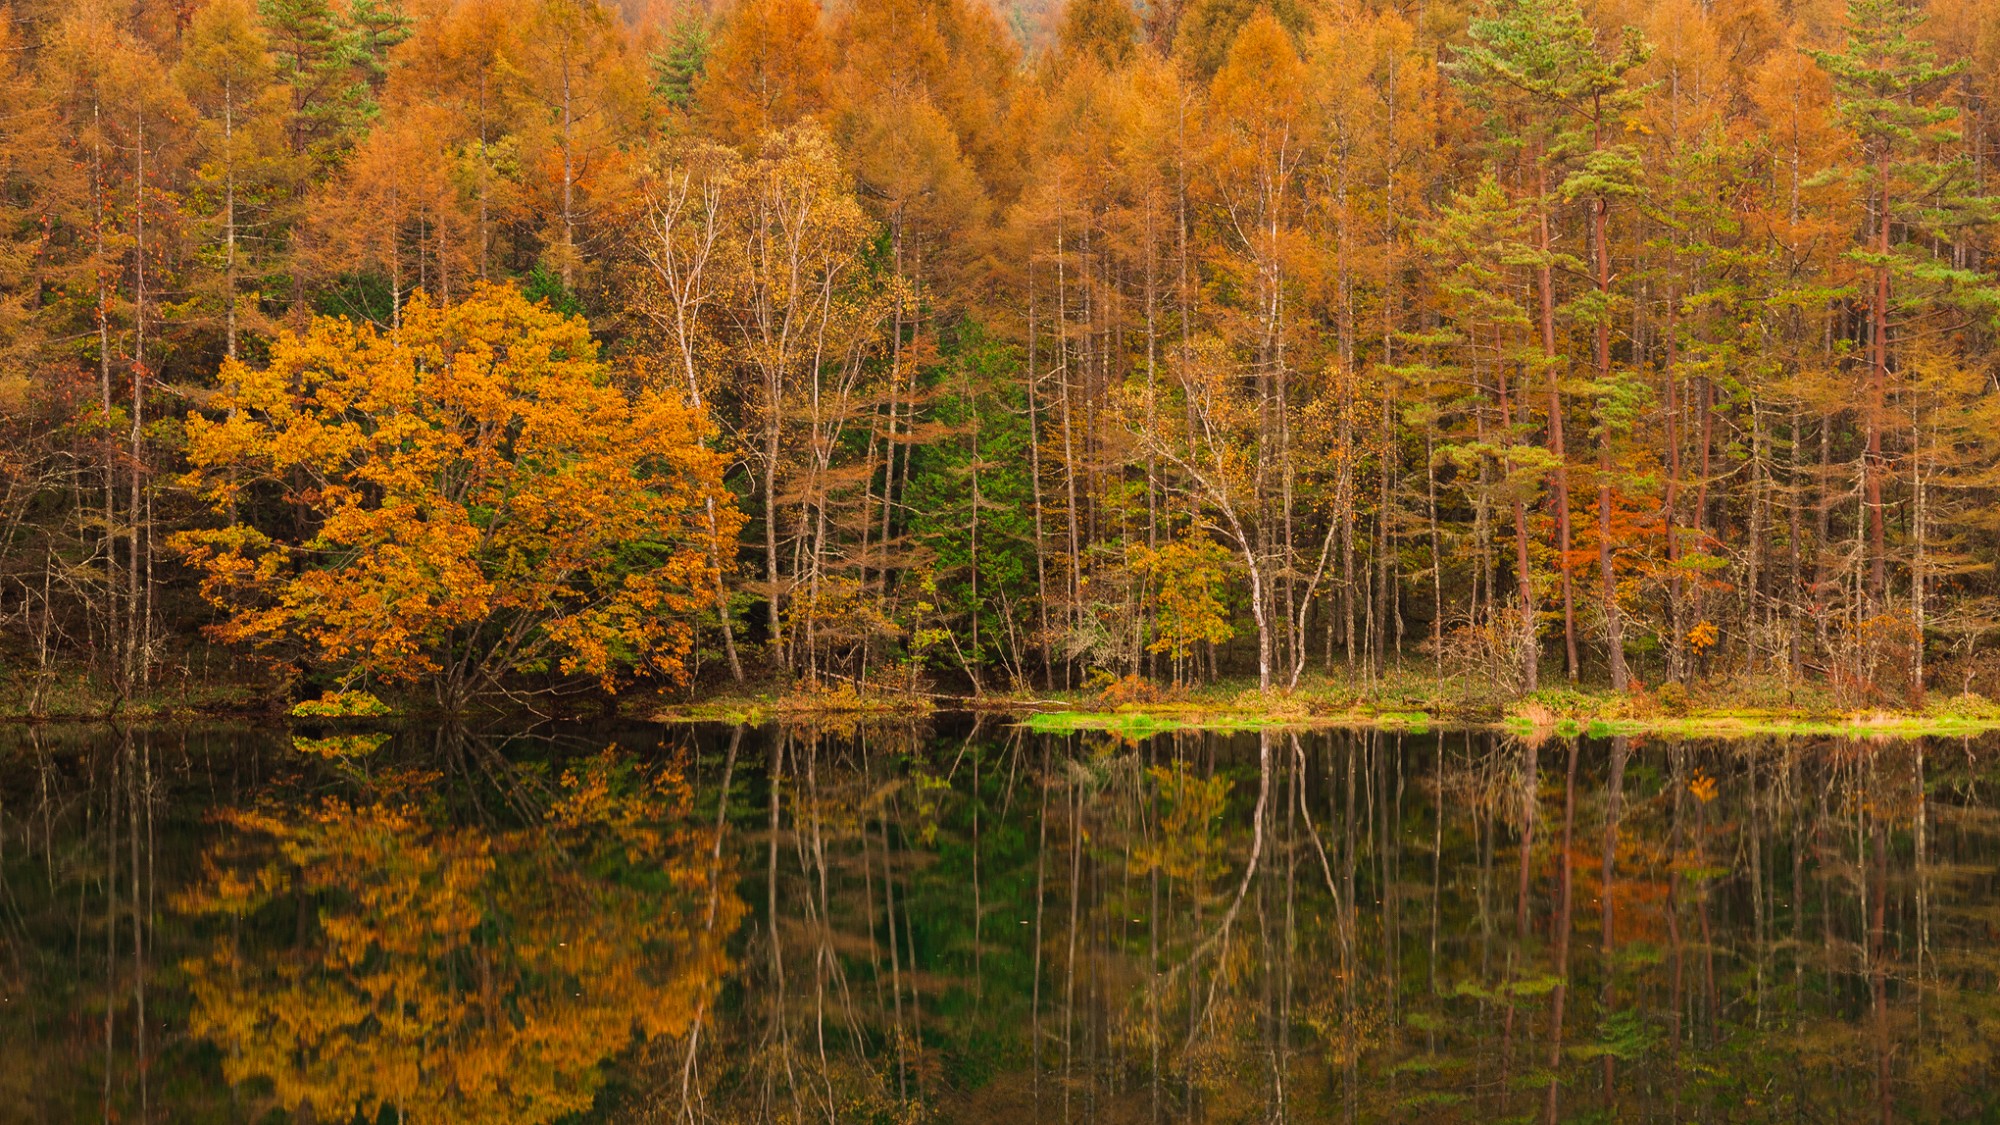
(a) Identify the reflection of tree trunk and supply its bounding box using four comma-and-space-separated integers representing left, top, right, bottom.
1503, 736, 1538, 1105
128, 730, 149, 1123
679, 727, 740, 1119
1149, 739, 1162, 1125
766, 735, 803, 1119
1062, 781, 1080, 1120
1870, 815, 1892, 1125
1382, 734, 1401, 1031
1543, 739, 1577, 1125
1185, 732, 1271, 1049
1031, 746, 1049, 1115
880, 789, 907, 1104
1749, 754, 1766, 1030
803, 735, 841, 1119
1599, 736, 1628, 1108
1666, 746, 1685, 1115
1697, 796, 1717, 1043
1276, 745, 1298, 1120
102, 737, 120, 1122
1792, 754, 1807, 1026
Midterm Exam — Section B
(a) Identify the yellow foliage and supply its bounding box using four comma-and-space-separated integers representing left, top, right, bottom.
175, 285, 741, 701
1131, 532, 1236, 662
1688, 619, 1719, 654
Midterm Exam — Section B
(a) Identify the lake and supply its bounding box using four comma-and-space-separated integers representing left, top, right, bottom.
1, 718, 1994, 1122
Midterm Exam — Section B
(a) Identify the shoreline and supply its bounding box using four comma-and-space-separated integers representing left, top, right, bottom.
10, 681, 2000, 741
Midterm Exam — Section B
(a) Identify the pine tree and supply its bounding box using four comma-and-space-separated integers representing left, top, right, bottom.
260, 0, 362, 163
1809, 0, 1991, 609
652, 10, 711, 111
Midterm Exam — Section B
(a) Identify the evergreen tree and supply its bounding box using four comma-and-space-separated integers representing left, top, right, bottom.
1809, 0, 1994, 607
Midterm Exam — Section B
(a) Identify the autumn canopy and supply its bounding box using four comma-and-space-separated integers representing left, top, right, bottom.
5, 0, 2000, 710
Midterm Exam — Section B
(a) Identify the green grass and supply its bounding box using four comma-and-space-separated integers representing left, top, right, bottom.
998, 672, 2000, 741
1560, 713, 2000, 740
1018, 703, 1438, 737
1022, 710, 1304, 737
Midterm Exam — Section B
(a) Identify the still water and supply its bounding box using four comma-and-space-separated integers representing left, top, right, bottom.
2, 718, 1996, 1123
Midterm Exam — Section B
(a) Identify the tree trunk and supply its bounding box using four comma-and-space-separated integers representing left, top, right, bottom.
1536, 157, 1578, 682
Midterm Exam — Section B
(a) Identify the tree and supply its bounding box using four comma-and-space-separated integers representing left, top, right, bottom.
1057, 0, 1138, 70
1452, 0, 1600, 683
723, 123, 886, 676
500, 0, 648, 295
174, 0, 295, 362
174, 284, 741, 708
1809, 0, 1990, 610
696, 0, 831, 148
1131, 531, 1235, 681
260, 0, 388, 168
652, 8, 711, 111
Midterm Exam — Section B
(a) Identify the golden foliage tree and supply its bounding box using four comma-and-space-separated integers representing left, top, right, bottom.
175, 284, 741, 707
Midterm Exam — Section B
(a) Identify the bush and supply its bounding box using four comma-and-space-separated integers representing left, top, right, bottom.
1927, 692, 2000, 721
1097, 673, 1161, 707
1654, 680, 1692, 717
289, 690, 394, 719
1526, 686, 1599, 719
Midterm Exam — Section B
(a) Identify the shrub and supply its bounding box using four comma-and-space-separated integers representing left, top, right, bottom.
1655, 680, 1692, 717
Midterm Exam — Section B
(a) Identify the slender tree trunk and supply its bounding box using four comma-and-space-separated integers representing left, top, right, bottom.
1664, 281, 1683, 679
126, 107, 147, 693
1865, 144, 1891, 604
1499, 352, 1539, 692
1589, 107, 1628, 689
1535, 157, 1578, 681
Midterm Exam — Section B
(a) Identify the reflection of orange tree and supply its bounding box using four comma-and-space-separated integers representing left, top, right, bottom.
175, 752, 743, 1124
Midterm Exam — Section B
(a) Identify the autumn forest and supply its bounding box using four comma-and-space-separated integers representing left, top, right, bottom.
5, 0, 2000, 714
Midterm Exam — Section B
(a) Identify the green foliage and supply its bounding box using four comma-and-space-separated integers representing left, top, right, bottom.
520, 263, 584, 319
904, 323, 1041, 679
651, 12, 710, 110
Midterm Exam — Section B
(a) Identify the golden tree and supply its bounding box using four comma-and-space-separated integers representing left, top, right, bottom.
175, 284, 741, 708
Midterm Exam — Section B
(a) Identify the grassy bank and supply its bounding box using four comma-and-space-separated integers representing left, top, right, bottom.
637, 680, 938, 726
14, 661, 2000, 741
0, 672, 282, 723
986, 669, 2000, 740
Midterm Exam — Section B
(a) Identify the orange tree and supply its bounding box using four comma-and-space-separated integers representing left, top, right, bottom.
175, 284, 741, 708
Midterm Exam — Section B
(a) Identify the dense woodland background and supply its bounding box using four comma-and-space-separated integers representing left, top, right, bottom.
4, 0, 2000, 708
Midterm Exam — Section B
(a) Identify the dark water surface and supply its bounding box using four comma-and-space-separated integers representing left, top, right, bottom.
3, 718, 1998, 1123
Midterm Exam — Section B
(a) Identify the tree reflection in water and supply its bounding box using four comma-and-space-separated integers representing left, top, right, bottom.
664, 724, 2000, 1124
2, 721, 1999, 1122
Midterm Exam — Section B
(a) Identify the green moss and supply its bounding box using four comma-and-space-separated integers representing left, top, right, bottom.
290, 690, 395, 719
646, 685, 933, 725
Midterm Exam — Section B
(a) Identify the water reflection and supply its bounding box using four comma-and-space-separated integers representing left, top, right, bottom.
2, 721, 1997, 1122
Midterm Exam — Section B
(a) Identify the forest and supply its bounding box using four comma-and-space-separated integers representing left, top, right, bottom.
4, 0, 2000, 715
